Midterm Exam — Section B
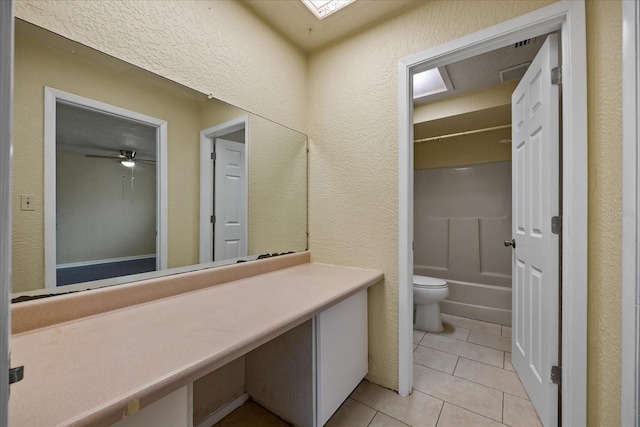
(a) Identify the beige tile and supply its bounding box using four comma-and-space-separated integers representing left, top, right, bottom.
503, 394, 543, 427
325, 398, 376, 427
413, 364, 503, 422
468, 330, 512, 352
430, 321, 471, 341
369, 412, 411, 427
351, 380, 443, 427
504, 353, 514, 372
218, 401, 289, 427
414, 329, 427, 344
437, 403, 507, 427
502, 326, 512, 338
441, 314, 502, 336
454, 358, 528, 398
414, 345, 459, 374
414, 344, 419, 352
421, 333, 504, 368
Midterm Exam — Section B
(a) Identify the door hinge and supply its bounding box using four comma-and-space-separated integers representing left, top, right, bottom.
551, 216, 562, 235
9, 365, 24, 385
210, 215, 215, 224
551, 365, 561, 385
211, 152, 216, 161
551, 66, 562, 85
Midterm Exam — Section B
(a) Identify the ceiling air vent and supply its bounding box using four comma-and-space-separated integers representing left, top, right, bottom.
499, 62, 531, 83
513, 38, 534, 48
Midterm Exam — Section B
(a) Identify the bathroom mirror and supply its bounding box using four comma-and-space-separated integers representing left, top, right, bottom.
12, 19, 308, 298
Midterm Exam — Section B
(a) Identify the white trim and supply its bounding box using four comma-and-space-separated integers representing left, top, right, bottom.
44, 87, 168, 290
199, 115, 249, 263
194, 393, 249, 427
621, 0, 640, 425
0, 1, 12, 424
56, 253, 157, 269
397, 2, 587, 425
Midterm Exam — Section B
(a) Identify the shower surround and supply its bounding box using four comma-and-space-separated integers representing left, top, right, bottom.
414, 161, 512, 325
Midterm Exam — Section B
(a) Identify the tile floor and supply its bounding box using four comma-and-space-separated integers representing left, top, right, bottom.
215, 314, 543, 427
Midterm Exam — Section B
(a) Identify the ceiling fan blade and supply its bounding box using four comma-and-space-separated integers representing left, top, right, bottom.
136, 159, 156, 164
84, 154, 122, 160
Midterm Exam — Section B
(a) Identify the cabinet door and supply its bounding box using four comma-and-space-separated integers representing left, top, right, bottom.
316, 290, 368, 426
113, 386, 192, 427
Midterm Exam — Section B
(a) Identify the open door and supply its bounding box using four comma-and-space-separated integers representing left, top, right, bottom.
213, 138, 247, 261
509, 34, 560, 427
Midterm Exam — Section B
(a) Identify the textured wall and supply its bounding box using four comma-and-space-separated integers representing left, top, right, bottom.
307, 0, 555, 390
586, 1, 622, 425
247, 115, 308, 255
14, 0, 307, 133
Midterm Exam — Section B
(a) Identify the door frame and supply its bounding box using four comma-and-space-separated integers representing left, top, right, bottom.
43, 87, 168, 289
397, 2, 587, 426
0, 0, 12, 423
621, 0, 640, 424
199, 115, 249, 263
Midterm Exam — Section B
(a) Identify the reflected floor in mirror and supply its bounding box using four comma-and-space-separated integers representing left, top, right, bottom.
56, 257, 156, 286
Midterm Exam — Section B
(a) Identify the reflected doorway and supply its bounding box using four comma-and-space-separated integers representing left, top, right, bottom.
199, 116, 248, 263
44, 87, 168, 288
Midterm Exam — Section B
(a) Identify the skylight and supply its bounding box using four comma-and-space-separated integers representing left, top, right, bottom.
300, 0, 357, 20
413, 67, 452, 99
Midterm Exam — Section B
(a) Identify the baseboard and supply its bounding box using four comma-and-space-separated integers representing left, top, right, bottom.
195, 393, 249, 427
441, 300, 511, 326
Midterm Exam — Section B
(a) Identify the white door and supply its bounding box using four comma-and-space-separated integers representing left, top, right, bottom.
510, 34, 560, 427
213, 138, 247, 261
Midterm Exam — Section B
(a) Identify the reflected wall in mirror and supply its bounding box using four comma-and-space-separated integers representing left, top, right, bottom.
12, 19, 308, 295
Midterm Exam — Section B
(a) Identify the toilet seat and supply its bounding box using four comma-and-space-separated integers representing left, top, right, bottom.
413, 275, 447, 288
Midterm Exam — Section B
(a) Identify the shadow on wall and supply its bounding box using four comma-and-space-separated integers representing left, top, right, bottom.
414, 160, 512, 325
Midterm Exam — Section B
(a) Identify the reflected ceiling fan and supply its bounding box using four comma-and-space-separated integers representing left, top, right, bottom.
84, 150, 155, 168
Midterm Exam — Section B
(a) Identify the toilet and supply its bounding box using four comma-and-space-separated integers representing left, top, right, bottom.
413, 275, 449, 332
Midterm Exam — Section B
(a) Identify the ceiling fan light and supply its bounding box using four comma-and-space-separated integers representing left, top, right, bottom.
120, 160, 135, 168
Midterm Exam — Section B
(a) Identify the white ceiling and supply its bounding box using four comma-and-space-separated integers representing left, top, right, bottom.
242, 0, 548, 107
56, 103, 157, 160
241, 0, 422, 52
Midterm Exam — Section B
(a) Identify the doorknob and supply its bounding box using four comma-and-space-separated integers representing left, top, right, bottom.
504, 239, 516, 249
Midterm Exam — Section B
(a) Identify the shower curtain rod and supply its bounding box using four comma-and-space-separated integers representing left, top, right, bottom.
413, 124, 512, 143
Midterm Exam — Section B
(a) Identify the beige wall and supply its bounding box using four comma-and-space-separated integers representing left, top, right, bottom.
14, 0, 307, 133
586, 0, 622, 424
307, 0, 557, 391
246, 115, 308, 255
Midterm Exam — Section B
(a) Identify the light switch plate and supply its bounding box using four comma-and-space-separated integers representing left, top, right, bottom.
20, 195, 35, 211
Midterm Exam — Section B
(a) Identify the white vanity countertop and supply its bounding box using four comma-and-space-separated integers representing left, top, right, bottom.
9, 261, 383, 426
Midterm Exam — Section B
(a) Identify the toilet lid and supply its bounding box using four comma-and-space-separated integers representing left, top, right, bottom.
413, 275, 447, 288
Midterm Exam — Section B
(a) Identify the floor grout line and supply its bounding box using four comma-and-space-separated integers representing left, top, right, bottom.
444, 401, 510, 426
414, 342, 505, 370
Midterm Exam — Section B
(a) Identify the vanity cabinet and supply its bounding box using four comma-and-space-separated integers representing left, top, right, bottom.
9, 257, 382, 427
244, 290, 368, 427
111, 290, 368, 427
316, 290, 368, 426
